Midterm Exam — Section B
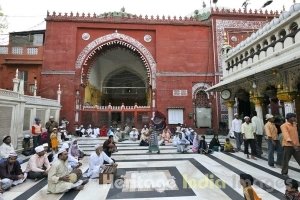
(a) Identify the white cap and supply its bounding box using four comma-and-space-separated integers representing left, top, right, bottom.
61, 142, 69, 150
234, 113, 239, 116
35, 146, 45, 153
266, 114, 274, 120
57, 149, 67, 156
42, 143, 48, 147
8, 152, 18, 158
244, 116, 250, 119
49, 116, 54, 119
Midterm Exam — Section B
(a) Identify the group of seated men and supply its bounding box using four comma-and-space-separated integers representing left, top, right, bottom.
0, 133, 118, 196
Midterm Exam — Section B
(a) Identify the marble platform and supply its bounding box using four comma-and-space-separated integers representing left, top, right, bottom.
3, 137, 300, 200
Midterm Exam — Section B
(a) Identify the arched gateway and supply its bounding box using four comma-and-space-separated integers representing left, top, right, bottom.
75, 32, 157, 128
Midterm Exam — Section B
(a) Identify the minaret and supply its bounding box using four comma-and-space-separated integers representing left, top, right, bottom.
57, 84, 62, 103
13, 69, 20, 92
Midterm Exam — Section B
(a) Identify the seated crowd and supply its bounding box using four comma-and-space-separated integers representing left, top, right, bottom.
1, 112, 299, 200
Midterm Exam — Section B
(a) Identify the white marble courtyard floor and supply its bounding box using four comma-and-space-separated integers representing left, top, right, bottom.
3, 137, 300, 200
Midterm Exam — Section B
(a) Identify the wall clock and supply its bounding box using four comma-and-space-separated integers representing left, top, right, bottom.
221, 89, 231, 100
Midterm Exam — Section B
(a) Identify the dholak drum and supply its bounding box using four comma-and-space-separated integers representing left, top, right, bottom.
69, 169, 83, 183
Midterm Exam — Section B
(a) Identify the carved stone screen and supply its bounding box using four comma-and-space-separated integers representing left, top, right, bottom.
23, 108, 31, 131
0, 106, 13, 141
36, 109, 46, 126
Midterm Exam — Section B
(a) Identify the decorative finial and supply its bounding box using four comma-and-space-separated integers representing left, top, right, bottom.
15, 69, 19, 79
283, 5, 285, 11
202, 1, 206, 8
115, 30, 118, 33
58, 84, 61, 91
121, 6, 125, 13
294, 0, 296, 4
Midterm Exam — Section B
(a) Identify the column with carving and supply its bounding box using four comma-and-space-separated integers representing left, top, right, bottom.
225, 100, 235, 130
250, 96, 264, 120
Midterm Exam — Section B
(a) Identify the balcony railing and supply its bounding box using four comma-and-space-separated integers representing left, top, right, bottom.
222, 4, 300, 80
0, 46, 43, 56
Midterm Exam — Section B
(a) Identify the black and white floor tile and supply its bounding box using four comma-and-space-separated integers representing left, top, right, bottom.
4, 138, 299, 200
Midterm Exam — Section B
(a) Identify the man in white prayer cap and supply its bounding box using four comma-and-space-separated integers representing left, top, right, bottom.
241, 116, 257, 159
0, 152, 25, 188
48, 149, 88, 193
25, 145, 50, 180
86, 144, 115, 178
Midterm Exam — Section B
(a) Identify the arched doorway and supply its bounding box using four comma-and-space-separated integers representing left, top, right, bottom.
75, 33, 156, 127
194, 90, 211, 128
84, 46, 149, 106
236, 89, 252, 117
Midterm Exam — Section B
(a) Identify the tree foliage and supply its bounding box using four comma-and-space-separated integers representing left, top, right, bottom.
0, 6, 8, 32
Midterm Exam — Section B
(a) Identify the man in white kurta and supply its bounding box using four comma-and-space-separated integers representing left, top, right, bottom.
251, 111, 264, 157
48, 150, 86, 193
241, 116, 257, 159
87, 145, 114, 178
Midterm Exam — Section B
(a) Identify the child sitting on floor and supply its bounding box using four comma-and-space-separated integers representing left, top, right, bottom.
224, 138, 235, 152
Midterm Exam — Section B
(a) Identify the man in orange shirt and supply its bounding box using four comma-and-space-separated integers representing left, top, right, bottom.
264, 114, 283, 167
280, 113, 300, 176
32, 118, 42, 149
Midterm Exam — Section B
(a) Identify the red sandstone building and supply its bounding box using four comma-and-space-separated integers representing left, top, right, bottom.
0, 8, 276, 131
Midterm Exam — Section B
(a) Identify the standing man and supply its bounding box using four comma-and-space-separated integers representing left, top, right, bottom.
251, 111, 264, 157
232, 113, 243, 151
280, 113, 300, 177
32, 118, 42, 149
241, 116, 257, 159
45, 116, 59, 148
265, 114, 283, 167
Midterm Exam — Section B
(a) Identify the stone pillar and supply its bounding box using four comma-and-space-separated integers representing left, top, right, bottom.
225, 100, 235, 130
75, 90, 80, 123
250, 97, 264, 120
134, 103, 138, 128
277, 91, 297, 115
33, 80, 37, 96
284, 102, 294, 114
108, 103, 112, 127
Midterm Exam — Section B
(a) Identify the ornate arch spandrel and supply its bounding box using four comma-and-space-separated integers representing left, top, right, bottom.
75, 32, 157, 89
192, 82, 212, 99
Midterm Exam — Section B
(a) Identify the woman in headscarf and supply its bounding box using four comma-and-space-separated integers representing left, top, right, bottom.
69, 140, 84, 159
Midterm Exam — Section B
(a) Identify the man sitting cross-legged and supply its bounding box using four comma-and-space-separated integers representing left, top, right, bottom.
86, 145, 116, 179
0, 152, 26, 188
25, 145, 51, 180
47, 149, 88, 193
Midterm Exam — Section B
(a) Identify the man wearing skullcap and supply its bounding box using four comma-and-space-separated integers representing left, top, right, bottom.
25, 145, 50, 180
241, 116, 257, 159
264, 114, 283, 167
0, 136, 15, 161
48, 149, 88, 193
86, 145, 115, 178
280, 113, 300, 176
0, 152, 25, 188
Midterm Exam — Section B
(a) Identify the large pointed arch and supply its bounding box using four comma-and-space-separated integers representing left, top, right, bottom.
75, 32, 157, 88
